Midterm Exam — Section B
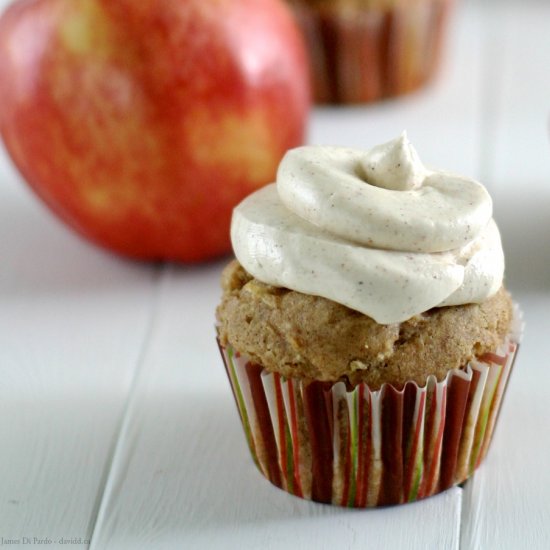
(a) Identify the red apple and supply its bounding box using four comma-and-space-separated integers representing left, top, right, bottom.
0, 0, 310, 261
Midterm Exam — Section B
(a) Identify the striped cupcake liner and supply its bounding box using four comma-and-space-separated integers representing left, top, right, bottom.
288, 0, 453, 104
218, 308, 522, 507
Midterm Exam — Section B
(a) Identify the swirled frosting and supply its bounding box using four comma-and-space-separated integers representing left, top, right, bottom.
231, 133, 504, 324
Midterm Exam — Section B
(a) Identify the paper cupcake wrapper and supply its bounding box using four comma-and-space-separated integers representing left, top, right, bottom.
218, 308, 522, 507
289, 0, 453, 103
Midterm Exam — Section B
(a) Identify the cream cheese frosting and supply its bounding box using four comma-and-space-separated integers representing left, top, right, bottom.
231, 133, 505, 324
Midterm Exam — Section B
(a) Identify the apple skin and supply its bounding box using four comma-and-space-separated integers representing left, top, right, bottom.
0, 0, 310, 261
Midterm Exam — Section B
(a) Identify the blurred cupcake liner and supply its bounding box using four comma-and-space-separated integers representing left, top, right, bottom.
288, 0, 453, 104
218, 305, 522, 507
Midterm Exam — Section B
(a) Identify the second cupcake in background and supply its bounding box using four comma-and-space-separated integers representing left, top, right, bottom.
217, 133, 521, 507
287, 0, 454, 103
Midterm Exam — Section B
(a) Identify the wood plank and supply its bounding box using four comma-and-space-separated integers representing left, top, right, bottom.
88, 2, 492, 546
0, 140, 159, 542
460, 2, 550, 549
89, 264, 462, 550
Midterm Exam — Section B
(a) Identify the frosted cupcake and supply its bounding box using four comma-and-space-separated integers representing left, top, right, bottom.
216, 133, 521, 506
287, 0, 453, 103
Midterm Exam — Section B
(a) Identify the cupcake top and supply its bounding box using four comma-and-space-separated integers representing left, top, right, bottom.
217, 261, 512, 388
231, 133, 505, 324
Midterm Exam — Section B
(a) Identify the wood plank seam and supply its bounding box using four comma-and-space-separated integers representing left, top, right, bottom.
459, 2, 510, 549
87, 264, 167, 550
475, 0, 507, 192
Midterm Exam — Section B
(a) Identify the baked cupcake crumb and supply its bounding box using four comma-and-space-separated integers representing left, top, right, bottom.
217, 260, 513, 390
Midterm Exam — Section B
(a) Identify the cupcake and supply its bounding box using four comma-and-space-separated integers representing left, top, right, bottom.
286, 0, 453, 103
216, 133, 521, 507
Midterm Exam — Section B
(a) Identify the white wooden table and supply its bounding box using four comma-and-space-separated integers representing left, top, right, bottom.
1, 0, 549, 548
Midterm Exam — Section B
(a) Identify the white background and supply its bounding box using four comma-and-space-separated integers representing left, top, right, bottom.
0, 0, 549, 548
